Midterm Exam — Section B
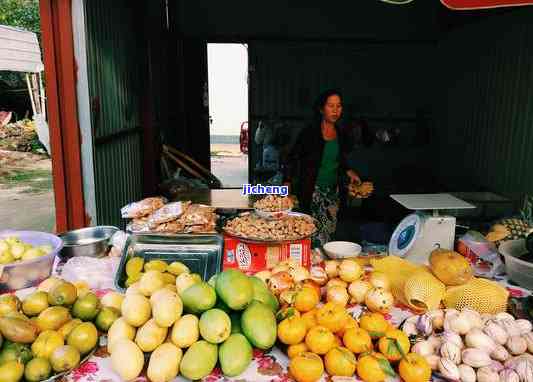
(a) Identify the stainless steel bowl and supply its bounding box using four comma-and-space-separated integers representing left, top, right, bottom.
59, 226, 119, 259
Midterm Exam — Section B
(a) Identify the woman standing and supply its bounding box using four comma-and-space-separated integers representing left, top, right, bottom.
282, 89, 364, 246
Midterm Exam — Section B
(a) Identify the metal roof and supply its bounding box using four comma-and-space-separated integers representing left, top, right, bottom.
0, 25, 43, 73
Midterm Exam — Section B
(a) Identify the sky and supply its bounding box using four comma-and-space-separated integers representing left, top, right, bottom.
207, 43, 249, 137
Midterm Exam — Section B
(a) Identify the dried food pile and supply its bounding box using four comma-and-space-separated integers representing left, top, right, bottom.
253, 195, 294, 212
224, 213, 316, 241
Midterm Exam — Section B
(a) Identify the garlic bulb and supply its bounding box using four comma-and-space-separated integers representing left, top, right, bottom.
309, 266, 328, 285
491, 345, 511, 362
450, 314, 473, 335
505, 354, 533, 370
523, 332, 533, 353
481, 313, 493, 326
416, 314, 433, 337
444, 309, 460, 332
488, 360, 504, 373
438, 358, 460, 381
441, 331, 464, 349
515, 319, 533, 335
506, 335, 528, 356
495, 312, 516, 322
458, 364, 476, 382
484, 320, 509, 345
515, 358, 533, 382
402, 316, 419, 337
499, 319, 522, 338
412, 340, 435, 357
465, 328, 497, 353
429, 309, 445, 331
440, 341, 461, 364
499, 369, 520, 382
462, 348, 493, 368
426, 355, 441, 371
324, 260, 339, 279
427, 334, 442, 351
348, 280, 371, 305
477, 366, 501, 382
462, 308, 483, 329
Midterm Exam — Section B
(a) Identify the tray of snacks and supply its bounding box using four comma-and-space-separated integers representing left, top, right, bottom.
222, 211, 317, 242
253, 195, 294, 220
122, 197, 218, 235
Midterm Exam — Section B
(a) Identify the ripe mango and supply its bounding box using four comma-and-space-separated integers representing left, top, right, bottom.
181, 282, 216, 314
219, 334, 253, 376
215, 269, 253, 310
180, 340, 218, 380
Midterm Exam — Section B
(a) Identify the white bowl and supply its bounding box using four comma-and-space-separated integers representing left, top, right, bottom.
323, 241, 362, 259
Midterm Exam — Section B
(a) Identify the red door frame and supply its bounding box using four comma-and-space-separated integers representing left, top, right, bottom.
40, 0, 87, 232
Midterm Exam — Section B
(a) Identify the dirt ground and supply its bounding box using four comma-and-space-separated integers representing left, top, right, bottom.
0, 150, 55, 232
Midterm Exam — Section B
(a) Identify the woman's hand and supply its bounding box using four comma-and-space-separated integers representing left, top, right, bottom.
346, 170, 361, 185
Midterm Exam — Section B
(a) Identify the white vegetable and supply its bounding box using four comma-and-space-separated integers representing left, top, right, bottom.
438, 358, 460, 381
515, 319, 533, 335
495, 312, 516, 322
491, 345, 511, 362
450, 314, 473, 335
465, 328, 497, 353
401, 315, 419, 337
484, 320, 509, 345
499, 319, 522, 338
462, 308, 483, 329
416, 314, 433, 336
523, 332, 533, 353
425, 355, 440, 371
499, 369, 520, 382
426, 334, 442, 351
458, 364, 476, 382
477, 366, 501, 382
444, 309, 460, 332
515, 358, 533, 382
506, 335, 528, 356
412, 340, 435, 357
441, 331, 464, 350
440, 342, 462, 365
462, 348, 493, 368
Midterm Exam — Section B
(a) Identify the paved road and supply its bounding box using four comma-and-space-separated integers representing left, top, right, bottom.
0, 191, 56, 232
211, 155, 248, 188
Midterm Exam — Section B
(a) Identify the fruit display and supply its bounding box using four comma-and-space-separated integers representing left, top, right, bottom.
109, 265, 278, 381
401, 307, 533, 381
0, 277, 116, 381
0, 236, 53, 265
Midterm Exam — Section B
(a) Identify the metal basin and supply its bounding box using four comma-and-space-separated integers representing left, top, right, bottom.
59, 226, 119, 259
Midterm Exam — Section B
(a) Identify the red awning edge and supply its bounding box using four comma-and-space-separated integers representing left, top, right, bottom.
441, 0, 533, 10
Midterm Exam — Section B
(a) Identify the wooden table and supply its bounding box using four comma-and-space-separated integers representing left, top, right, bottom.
172, 189, 252, 209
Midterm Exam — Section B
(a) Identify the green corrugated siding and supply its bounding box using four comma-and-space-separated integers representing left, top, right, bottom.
85, 0, 144, 227
435, 9, 533, 200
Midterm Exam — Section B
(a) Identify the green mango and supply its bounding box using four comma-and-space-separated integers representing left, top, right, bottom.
249, 276, 279, 313
219, 334, 252, 377
215, 269, 253, 311
180, 282, 216, 314
241, 301, 276, 350
180, 341, 218, 380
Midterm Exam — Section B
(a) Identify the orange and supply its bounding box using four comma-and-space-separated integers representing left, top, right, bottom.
294, 287, 319, 313
302, 281, 321, 300
359, 312, 389, 339
377, 329, 410, 362
337, 315, 358, 338
301, 309, 318, 331
324, 346, 357, 377
289, 352, 324, 382
276, 307, 301, 322
357, 352, 394, 382
305, 326, 336, 355
343, 327, 372, 354
316, 302, 349, 333
278, 316, 308, 345
287, 343, 309, 359
399, 353, 431, 382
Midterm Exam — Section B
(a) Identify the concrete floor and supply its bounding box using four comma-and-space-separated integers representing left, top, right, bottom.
0, 190, 56, 232
210, 144, 248, 188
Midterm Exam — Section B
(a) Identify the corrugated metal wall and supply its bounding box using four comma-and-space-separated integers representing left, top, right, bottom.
248, 42, 437, 190
85, 0, 144, 227
435, 9, 533, 201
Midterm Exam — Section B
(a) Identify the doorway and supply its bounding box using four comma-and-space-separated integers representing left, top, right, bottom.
207, 43, 249, 188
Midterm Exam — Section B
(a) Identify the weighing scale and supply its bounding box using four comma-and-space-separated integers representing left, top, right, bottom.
388, 194, 475, 264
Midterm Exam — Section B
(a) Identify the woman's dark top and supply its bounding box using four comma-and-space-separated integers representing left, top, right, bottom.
282, 123, 354, 212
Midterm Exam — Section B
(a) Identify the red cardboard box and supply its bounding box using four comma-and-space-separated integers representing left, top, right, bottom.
223, 235, 311, 273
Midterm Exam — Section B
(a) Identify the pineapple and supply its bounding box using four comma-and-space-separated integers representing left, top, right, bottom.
496, 195, 533, 240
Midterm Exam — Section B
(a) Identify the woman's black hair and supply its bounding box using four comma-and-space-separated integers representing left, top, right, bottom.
313, 89, 343, 124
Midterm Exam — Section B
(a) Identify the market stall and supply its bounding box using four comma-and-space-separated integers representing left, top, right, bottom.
1, 191, 533, 382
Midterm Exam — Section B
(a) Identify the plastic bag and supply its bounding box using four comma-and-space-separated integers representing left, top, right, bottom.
121, 196, 167, 218
61, 256, 121, 290
148, 201, 191, 228
126, 217, 151, 233
457, 230, 505, 278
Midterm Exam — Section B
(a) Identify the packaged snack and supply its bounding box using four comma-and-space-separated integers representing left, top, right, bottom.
148, 201, 191, 228
179, 204, 216, 226
121, 196, 167, 218
126, 217, 151, 233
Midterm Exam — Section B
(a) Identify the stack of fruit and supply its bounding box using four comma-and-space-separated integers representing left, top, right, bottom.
0, 236, 53, 265
110, 259, 279, 381
268, 264, 432, 382
402, 307, 533, 381
0, 277, 119, 382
